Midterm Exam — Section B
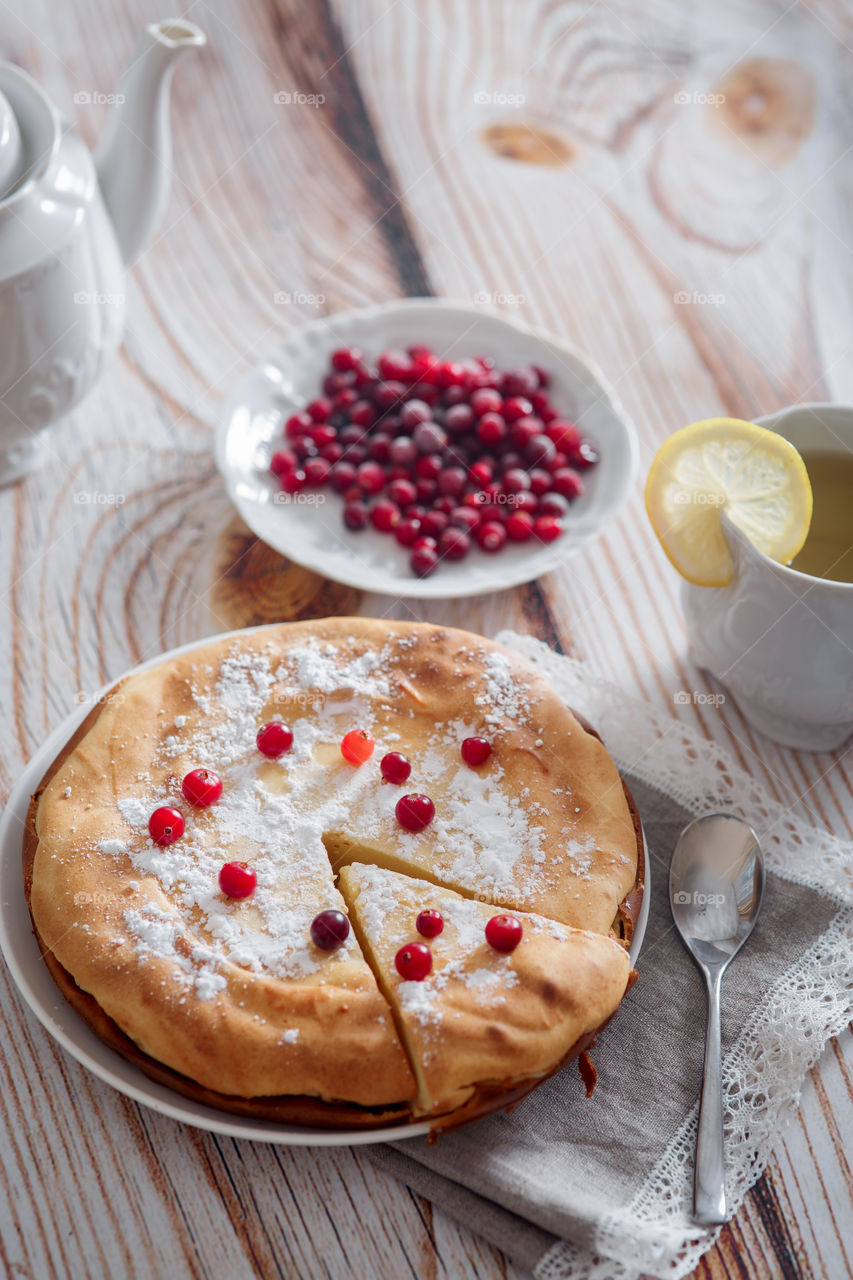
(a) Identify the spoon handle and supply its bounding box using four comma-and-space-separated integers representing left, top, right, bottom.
694, 967, 728, 1225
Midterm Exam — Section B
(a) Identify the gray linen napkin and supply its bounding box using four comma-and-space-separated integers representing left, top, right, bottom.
366, 777, 851, 1279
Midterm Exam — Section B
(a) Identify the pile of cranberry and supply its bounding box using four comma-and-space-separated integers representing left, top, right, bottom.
269, 343, 599, 578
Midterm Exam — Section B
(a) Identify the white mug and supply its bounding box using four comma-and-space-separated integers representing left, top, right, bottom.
683, 404, 853, 751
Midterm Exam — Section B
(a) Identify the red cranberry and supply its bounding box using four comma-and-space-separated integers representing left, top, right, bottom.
323, 370, 356, 396
389, 437, 417, 467
396, 793, 435, 832
280, 469, 307, 495
270, 449, 298, 477
450, 506, 480, 533
219, 861, 257, 899
349, 399, 377, 428
445, 403, 474, 434
148, 806, 185, 846
568, 440, 600, 469
340, 729, 375, 764
330, 461, 356, 492
534, 514, 564, 543
467, 460, 492, 488
373, 380, 407, 410
477, 413, 508, 448
307, 397, 331, 423
257, 721, 293, 757
370, 499, 401, 532
343, 500, 369, 530
437, 466, 467, 497
546, 451, 568, 473
331, 387, 359, 413
503, 395, 534, 422
310, 908, 350, 950
292, 437, 317, 461
413, 422, 447, 454
476, 521, 507, 553
512, 491, 538, 514
415, 454, 442, 480
501, 367, 538, 398
415, 477, 438, 504
321, 441, 343, 464
330, 346, 362, 372
416, 909, 444, 938
182, 768, 223, 808
528, 467, 552, 496
411, 545, 439, 577
434, 494, 456, 516
438, 527, 471, 561
412, 535, 437, 552
526, 434, 556, 466
395, 517, 423, 547
552, 468, 585, 500
311, 424, 337, 448
285, 411, 312, 440
304, 457, 331, 485
546, 420, 581, 452
395, 942, 432, 981
409, 379, 439, 403
511, 416, 542, 449
506, 511, 535, 541
368, 436, 392, 463
339, 423, 367, 446
485, 914, 523, 952
420, 510, 448, 538
356, 461, 385, 494
469, 387, 503, 417
380, 751, 412, 784
503, 468, 531, 494
400, 399, 433, 430
436, 360, 466, 388
442, 383, 467, 406
478, 502, 504, 523
387, 478, 417, 508
538, 492, 570, 517
378, 349, 413, 382
461, 736, 491, 766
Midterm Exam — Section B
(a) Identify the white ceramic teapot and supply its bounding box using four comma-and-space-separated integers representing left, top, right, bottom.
0, 19, 206, 484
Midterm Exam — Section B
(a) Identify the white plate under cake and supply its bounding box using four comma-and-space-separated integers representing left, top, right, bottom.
24, 619, 643, 1132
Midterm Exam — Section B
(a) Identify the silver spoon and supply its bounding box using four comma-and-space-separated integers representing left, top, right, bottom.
670, 813, 764, 1226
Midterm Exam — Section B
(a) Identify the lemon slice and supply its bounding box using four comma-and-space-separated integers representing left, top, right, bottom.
645, 418, 813, 587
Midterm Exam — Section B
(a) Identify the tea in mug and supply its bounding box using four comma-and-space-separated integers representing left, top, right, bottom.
788, 450, 853, 583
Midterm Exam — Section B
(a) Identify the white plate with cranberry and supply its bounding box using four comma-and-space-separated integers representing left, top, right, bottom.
217, 299, 637, 597
0, 626, 650, 1148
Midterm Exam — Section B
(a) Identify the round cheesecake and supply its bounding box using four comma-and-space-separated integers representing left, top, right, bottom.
24, 619, 643, 1130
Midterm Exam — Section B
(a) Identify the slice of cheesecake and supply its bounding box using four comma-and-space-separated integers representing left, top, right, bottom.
339, 862, 632, 1118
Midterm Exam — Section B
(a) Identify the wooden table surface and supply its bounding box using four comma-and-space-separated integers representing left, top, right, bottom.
1, 1, 851, 1277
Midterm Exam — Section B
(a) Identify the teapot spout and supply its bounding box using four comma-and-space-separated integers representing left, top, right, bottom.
94, 20, 205, 266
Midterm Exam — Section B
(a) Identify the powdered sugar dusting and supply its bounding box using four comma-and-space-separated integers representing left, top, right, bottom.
348, 864, 522, 1033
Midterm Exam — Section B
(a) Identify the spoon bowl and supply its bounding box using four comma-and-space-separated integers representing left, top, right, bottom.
670, 813, 764, 1225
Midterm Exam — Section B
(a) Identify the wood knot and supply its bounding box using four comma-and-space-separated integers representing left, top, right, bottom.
211, 515, 361, 630
713, 58, 815, 164
480, 122, 575, 167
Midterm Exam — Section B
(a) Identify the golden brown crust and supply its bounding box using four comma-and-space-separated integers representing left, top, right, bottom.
25, 619, 643, 1130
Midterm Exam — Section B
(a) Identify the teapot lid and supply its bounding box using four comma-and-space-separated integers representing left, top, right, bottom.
0, 88, 23, 199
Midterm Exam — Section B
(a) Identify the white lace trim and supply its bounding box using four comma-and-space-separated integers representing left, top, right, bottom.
492, 635, 853, 1280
